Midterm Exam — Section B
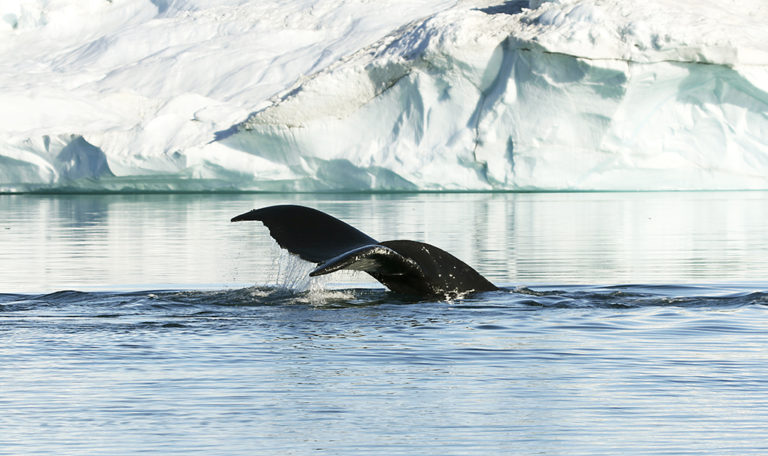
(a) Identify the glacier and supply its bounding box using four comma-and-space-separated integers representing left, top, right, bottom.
2, 0, 768, 192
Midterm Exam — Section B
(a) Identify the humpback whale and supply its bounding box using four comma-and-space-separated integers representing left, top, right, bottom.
231, 205, 498, 297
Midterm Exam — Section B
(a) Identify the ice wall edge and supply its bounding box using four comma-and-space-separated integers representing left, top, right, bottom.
2, 0, 768, 192
216, 4, 768, 191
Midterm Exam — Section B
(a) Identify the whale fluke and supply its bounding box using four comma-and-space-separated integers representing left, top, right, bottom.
231, 205, 378, 263
232, 205, 498, 297
309, 244, 421, 277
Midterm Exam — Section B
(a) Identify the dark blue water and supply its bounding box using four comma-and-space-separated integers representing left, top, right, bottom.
2, 193, 768, 454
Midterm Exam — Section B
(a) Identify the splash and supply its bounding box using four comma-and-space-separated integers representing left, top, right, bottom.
269, 247, 316, 292
265, 246, 368, 305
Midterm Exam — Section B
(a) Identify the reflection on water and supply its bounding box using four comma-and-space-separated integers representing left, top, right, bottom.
2, 192, 768, 291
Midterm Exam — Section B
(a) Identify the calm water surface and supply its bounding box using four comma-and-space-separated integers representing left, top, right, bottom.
1, 192, 768, 455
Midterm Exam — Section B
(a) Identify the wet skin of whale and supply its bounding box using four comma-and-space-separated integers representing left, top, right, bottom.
231, 205, 498, 298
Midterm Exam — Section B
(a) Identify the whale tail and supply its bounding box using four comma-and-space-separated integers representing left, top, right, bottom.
309, 244, 421, 277
231, 205, 378, 263
232, 205, 498, 297
308, 239, 498, 296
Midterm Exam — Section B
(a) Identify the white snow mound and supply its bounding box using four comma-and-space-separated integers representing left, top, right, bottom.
2, 0, 768, 191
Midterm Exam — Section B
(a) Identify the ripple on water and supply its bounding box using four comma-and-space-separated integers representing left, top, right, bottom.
2, 284, 768, 455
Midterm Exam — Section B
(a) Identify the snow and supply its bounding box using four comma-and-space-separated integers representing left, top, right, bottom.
1, 0, 768, 192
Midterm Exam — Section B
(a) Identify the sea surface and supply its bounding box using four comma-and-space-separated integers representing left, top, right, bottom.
2, 192, 768, 455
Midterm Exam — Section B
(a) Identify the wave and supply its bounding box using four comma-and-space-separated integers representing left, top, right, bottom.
2, 284, 767, 315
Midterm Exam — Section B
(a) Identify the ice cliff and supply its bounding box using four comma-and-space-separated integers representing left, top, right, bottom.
2, 0, 768, 192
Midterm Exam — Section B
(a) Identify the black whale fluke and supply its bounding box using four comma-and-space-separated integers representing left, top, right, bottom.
231, 205, 377, 263
231, 205, 498, 297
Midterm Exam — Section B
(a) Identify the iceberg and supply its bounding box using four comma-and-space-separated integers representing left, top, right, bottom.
2, 0, 768, 192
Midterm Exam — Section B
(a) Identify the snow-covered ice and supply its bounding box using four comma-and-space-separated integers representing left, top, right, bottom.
2, 0, 768, 192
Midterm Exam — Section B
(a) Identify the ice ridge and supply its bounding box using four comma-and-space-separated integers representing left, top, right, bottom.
2, 0, 768, 192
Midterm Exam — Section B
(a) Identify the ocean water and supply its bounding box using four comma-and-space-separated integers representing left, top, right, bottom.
2, 192, 768, 455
